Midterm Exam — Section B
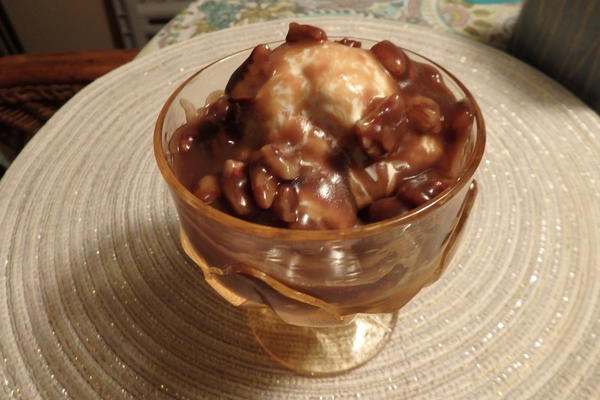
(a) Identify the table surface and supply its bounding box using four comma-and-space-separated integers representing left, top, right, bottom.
141, 0, 523, 56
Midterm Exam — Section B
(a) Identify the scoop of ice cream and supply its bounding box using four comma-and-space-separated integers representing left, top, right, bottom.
221, 38, 402, 229
253, 41, 399, 144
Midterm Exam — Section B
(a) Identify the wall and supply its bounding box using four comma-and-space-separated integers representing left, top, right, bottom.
2, 0, 116, 53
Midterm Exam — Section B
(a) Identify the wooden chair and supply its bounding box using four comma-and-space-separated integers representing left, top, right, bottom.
0, 49, 138, 175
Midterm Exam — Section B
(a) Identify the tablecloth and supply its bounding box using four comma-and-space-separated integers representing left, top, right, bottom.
141, 0, 522, 56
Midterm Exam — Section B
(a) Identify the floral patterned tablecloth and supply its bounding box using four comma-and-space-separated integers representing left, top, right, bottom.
141, 0, 522, 56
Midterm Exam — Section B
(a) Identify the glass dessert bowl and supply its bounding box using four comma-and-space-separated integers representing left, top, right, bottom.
154, 24, 485, 376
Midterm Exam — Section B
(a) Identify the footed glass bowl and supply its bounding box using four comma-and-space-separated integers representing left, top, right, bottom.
154, 38, 485, 376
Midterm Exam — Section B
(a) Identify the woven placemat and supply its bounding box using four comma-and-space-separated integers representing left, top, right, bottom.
1, 18, 599, 399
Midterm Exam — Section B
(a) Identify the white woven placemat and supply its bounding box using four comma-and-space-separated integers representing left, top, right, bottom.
1, 17, 599, 399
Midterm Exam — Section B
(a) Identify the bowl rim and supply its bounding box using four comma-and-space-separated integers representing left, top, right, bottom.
153, 37, 486, 241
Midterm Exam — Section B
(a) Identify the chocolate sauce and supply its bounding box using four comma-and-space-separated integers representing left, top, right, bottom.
170, 23, 473, 229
